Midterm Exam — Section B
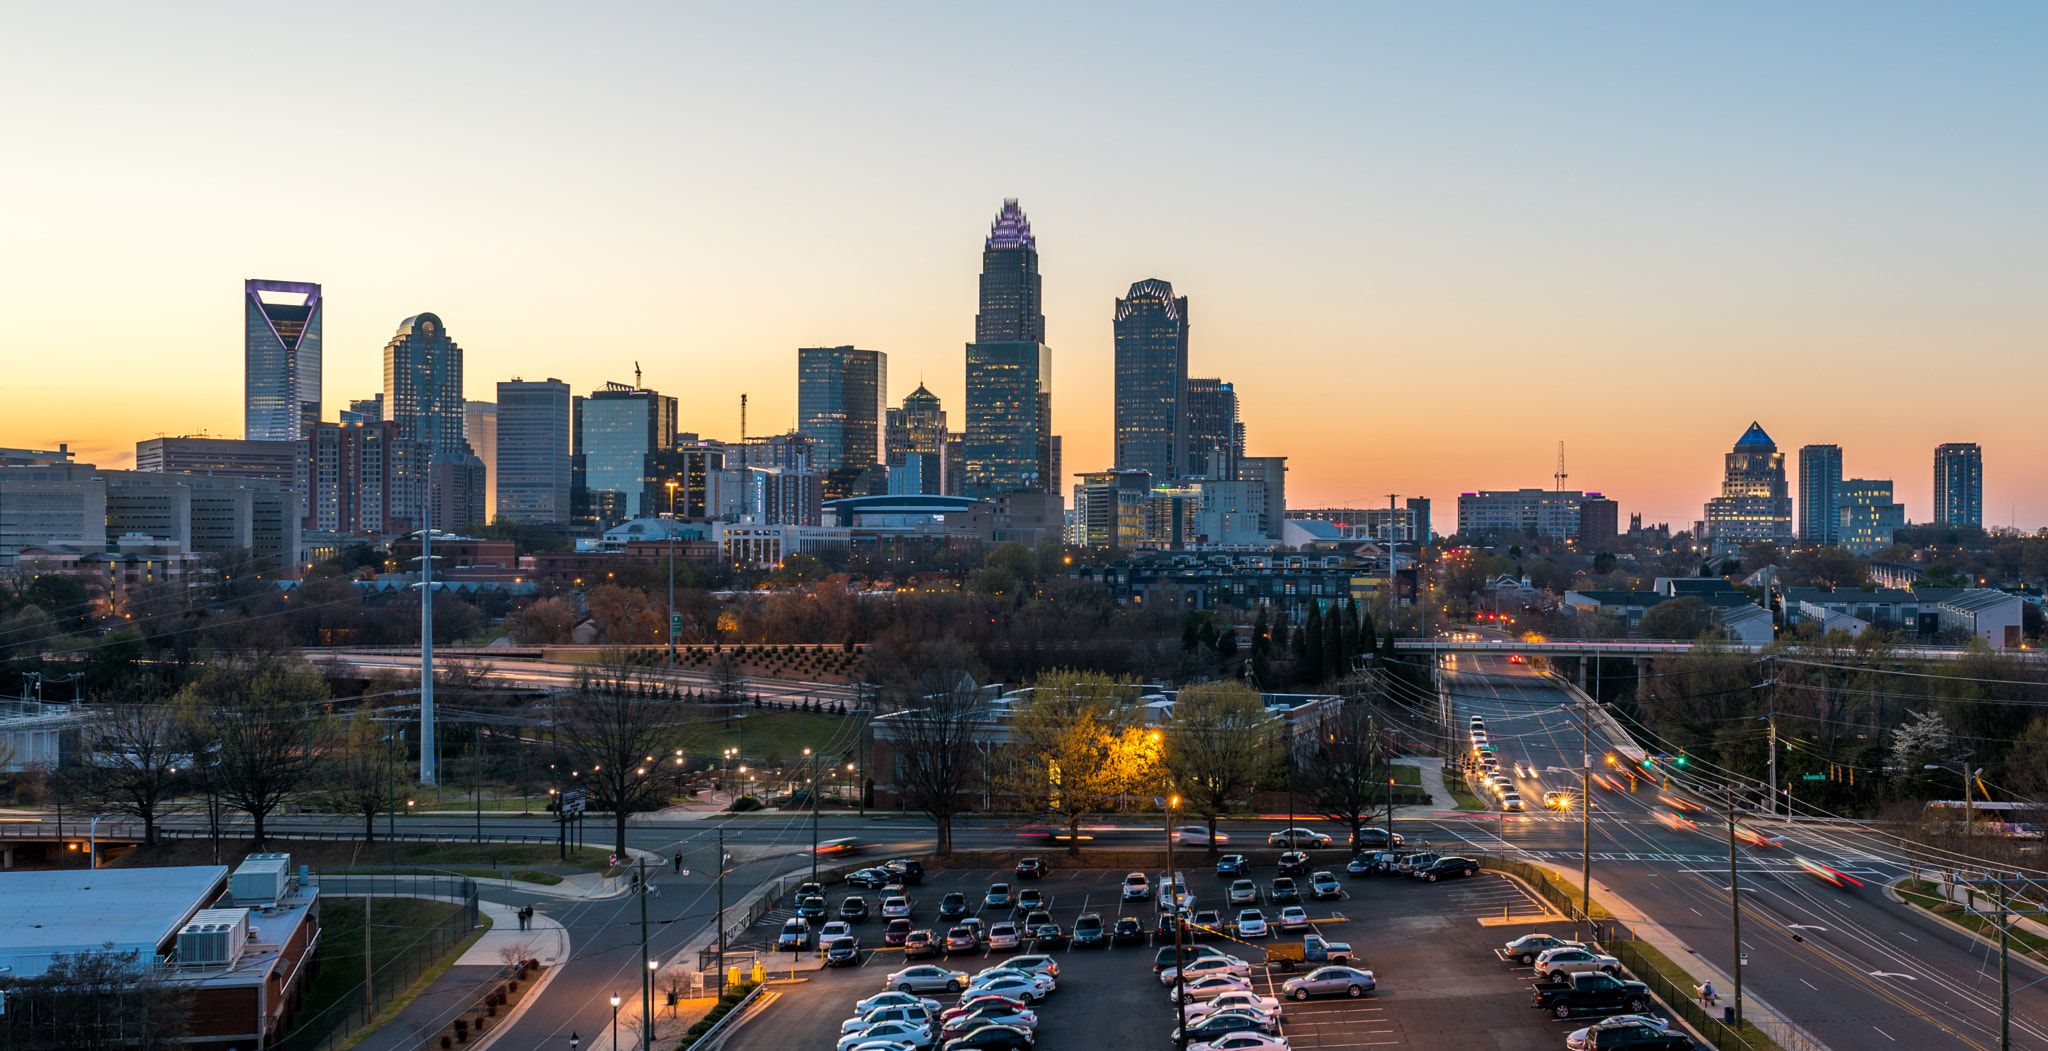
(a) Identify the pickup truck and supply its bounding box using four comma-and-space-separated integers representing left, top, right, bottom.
1530, 971, 1654, 1019
1264, 933, 1354, 972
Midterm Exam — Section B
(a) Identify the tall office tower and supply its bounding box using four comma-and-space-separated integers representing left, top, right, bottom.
342, 395, 384, 424
574, 381, 678, 529
244, 280, 322, 441
646, 446, 728, 518
1797, 444, 1844, 546
942, 432, 965, 497
1578, 498, 1620, 549
496, 379, 573, 526
1112, 279, 1189, 482
1239, 456, 1288, 539
1184, 378, 1242, 478
966, 199, 1055, 496
1702, 422, 1793, 543
886, 384, 948, 465
383, 314, 468, 457
466, 402, 497, 519
1933, 443, 1984, 526
975, 198, 1044, 343
797, 346, 887, 472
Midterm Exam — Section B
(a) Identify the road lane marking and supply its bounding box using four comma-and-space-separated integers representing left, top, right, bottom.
1874, 1027, 1896, 1041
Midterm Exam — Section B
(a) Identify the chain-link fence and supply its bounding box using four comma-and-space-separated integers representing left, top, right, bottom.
270, 873, 481, 1051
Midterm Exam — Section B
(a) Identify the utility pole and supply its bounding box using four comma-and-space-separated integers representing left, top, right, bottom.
1557, 696, 1600, 937
1697, 785, 1747, 1029
640, 856, 653, 1051
715, 826, 729, 997
417, 511, 438, 786
363, 894, 374, 1024
666, 480, 679, 671
808, 748, 820, 884
1161, 795, 1188, 1051
1961, 872, 2043, 1051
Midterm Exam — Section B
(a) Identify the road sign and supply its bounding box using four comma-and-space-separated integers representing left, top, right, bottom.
1802, 774, 1827, 780
560, 789, 587, 815
1739, 953, 1748, 966
671, 615, 683, 637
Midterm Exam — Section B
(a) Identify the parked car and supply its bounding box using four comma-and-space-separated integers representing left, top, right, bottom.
986, 921, 1020, 950
1585, 1022, 1688, 1051
799, 882, 824, 899
1236, 910, 1269, 938
1309, 872, 1343, 899
798, 895, 830, 921
1025, 923, 1066, 950
1173, 1010, 1283, 1043
939, 1024, 1032, 1051
1530, 971, 1652, 1019
1227, 878, 1258, 905
776, 918, 812, 951
856, 990, 941, 1016
1263, 933, 1353, 971
1154, 943, 1230, 972
1215, 854, 1250, 877
1071, 914, 1106, 948
1163, 954, 1252, 985
1003, 954, 1060, 980
837, 1020, 930, 1051
985, 883, 1013, 909
843, 896, 871, 922
1501, 933, 1583, 965
1173, 825, 1230, 845
1112, 917, 1146, 946
1172, 973, 1256, 1003
1014, 888, 1046, 913
962, 974, 1051, 1004
1277, 852, 1311, 877
1349, 827, 1405, 848
941, 994, 1028, 1022
885, 919, 915, 946
940, 1006, 1037, 1039
1269, 878, 1301, 904
886, 859, 927, 885
1121, 873, 1152, 901
945, 927, 980, 954
884, 964, 969, 993
1267, 827, 1334, 849
843, 1005, 936, 1032
883, 896, 913, 919
822, 921, 854, 942
1533, 946, 1623, 982
827, 936, 862, 967
1014, 857, 1048, 879
1417, 856, 1480, 882
1568, 1015, 1673, 1051
849, 868, 895, 889
1277, 906, 1311, 932
1281, 964, 1377, 1000
904, 929, 938, 959
1186, 1035, 1286, 1051
1394, 852, 1440, 877
1346, 851, 1394, 877
1191, 909, 1224, 940
1183, 990, 1284, 1022
1153, 912, 1186, 945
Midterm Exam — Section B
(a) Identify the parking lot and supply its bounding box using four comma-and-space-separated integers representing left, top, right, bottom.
721, 854, 1677, 1051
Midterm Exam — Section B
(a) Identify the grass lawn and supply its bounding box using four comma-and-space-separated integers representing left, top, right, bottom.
1621, 940, 1787, 1051
1386, 763, 1424, 786
1898, 880, 2048, 960
673, 708, 862, 764
325, 865, 563, 886
1440, 767, 1488, 811
289, 897, 481, 1049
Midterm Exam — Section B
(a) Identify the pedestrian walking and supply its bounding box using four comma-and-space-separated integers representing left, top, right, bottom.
673, 851, 683, 873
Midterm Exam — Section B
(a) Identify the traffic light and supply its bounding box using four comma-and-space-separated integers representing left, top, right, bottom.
1675, 754, 1687, 766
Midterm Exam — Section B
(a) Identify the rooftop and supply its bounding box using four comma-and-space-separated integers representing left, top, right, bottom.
0, 865, 228, 972
1734, 421, 1777, 450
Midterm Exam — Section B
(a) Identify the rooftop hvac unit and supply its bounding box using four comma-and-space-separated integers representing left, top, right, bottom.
231, 852, 292, 905
177, 908, 250, 968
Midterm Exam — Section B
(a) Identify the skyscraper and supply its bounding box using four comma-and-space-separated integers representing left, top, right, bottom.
1702, 422, 1793, 544
383, 313, 484, 530
886, 384, 950, 495
496, 378, 573, 526
243, 280, 322, 442
1112, 279, 1189, 482
1184, 378, 1242, 478
1797, 444, 1843, 545
466, 401, 497, 518
975, 199, 1043, 343
797, 346, 887, 473
1933, 443, 1984, 526
574, 381, 677, 528
965, 199, 1056, 498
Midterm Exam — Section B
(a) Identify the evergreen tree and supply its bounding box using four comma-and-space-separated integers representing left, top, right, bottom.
1359, 610, 1378, 660
1251, 606, 1272, 682
1324, 606, 1346, 681
1182, 613, 1202, 652
1197, 619, 1219, 653
1343, 599, 1362, 658
1304, 604, 1326, 681
1290, 625, 1307, 662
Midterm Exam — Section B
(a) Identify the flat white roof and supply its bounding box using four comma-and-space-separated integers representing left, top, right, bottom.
0, 865, 228, 970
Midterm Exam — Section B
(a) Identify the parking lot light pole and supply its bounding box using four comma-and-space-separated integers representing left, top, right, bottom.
1161, 794, 1188, 1051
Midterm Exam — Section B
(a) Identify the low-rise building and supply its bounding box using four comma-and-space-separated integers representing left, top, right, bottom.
1780, 586, 2023, 647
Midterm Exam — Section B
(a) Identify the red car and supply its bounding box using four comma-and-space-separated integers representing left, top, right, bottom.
883, 919, 913, 946
1508, 654, 1526, 664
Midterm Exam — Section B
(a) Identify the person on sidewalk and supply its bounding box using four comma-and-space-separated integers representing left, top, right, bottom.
1697, 980, 1717, 1006
672, 851, 683, 873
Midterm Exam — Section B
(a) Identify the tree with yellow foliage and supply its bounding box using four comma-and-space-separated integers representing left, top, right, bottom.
1004, 671, 1158, 853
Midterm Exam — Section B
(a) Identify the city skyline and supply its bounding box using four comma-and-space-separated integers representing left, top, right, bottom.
2, 6, 2043, 527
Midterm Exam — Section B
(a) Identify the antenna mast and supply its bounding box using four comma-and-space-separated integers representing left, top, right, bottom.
740, 394, 748, 441
1554, 441, 1568, 493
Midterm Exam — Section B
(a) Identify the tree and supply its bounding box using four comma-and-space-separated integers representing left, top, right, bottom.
1303, 604, 1325, 681
76, 701, 186, 846
1250, 607, 1272, 683
1299, 700, 1396, 842
178, 659, 333, 849
322, 705, 395, 842
23, 574, 92, 632
1161, 682, 1278, 851
1003, 671, 1155, 853
0, 949, 192, 1050
1323, 605, 1345, 681
1635, 597, 1712, 640
510, 596, 578, 644
552, 656, 679, 859
881, 648, 989, 855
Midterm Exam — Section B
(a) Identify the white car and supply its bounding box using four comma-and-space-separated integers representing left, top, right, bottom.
821, 920, 854, 942
963, 973, 1053, 1002
1567, 1015, 1671, 1051
881, 965, 967, 994
837, 1022, 933, 1051
1276, 906, 1310, 932
1162, 954, 1251, 985
843, 1006, 935, 1033
1184, 991, 1284, 1022
855, 991, 941, 1016
881, 896, 912, 919
1236, 910, 1269, 938
1501, 793, 1526, 812
1172, 973, 1255, 1003
1122, 873, 1152, 901
1533, 946, 1621, 980
1174, 825, 1230, 845
987, 922, 1020, 950
1227, 879, 1259, 905
1188, 1034, 1289, 1051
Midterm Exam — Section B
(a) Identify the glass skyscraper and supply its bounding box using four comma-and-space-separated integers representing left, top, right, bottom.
1797, 444, 1843, 545
496, 378, 573, 526
1933, 443, 1983, 526
575, 382, 677, 526
966, 199, 1055, 498
797, 346, 887, 472
243, 279, 322, 442
1184, 378, 1242, 478
1113, 279, 1189, 483
383, 314, 469, 458
1702, 422, 1793, 543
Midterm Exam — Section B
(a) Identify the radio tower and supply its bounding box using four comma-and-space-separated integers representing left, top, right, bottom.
740, 394, 748, 441
1554, 441, 1568, 492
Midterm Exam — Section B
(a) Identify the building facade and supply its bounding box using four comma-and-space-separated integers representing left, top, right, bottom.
1933, 442, 1983, 527
300, 421, 424, 536
243, 279, 322, 442
1456, 489, 1592, 540
495, 378, 573, 527
1112, 279, 1189, 483
381, 312, 485, 529
1578, 497, 1620, 549
1797, 443, 1843, 546
465, 400, 497, 518
135, 437, 298, 485
574, 382, 677, 529
1702, 422, 1793, 544
975, 198, 1044, 344
1184, 378, 1243, 479
1837, 479, 1905, 555
965, 199, 1056, 498
797, 346, 887, 473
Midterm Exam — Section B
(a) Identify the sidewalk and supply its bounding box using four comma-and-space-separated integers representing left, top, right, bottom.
352, 900, 569, 1051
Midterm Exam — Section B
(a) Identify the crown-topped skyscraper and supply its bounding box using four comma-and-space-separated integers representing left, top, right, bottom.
975, 198, 1045, 345
965, 199, 1056, 498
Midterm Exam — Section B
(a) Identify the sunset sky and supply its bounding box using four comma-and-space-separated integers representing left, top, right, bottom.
2, 4, 2042, 530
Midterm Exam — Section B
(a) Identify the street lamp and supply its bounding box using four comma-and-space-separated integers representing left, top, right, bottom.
1161, 793, 1188, 1051
610, 994, 621, 1051
666, 480, 680, 669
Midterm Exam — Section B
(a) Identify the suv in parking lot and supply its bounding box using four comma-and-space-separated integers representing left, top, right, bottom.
985, 883, 1013, 908
1417, 856, 1480, 881
1121, 872, 1152, 901
1071, 913, 1106, 947
903, 928, 938, 958
1269, 877, 1301, 903
841, 895, 869, 921
939, 892, 969, 921
1309, 871, 1343, 899
775, 918, 810, 951
883, 918, 913, 946
1228, 879, 1258, 905
885, 858, 926, 884
1277, 852, 1311, 877
1015, 888, 1046, 913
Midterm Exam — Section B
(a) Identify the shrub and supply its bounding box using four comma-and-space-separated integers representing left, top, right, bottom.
731, 795, 764, 812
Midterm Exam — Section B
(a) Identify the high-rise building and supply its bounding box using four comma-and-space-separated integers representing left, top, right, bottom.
1238, 456, 1288, 540
798, 346, 887, 473
1456, 490, 1592, 539
1071, 470, 1152, 549
1184, 378, 1242, 478
465, 402, 497, 519
886, 384, 947, 466
382, 313, 484, 530
1797, 444, 1843, 546
341, 395, 383, 425
965, 199, 1056, 498
1838, 479, 1906, 555
1933, 443, 1983, 526
1578, 498, 1619, 549
574, 381, 677, 529
975, 198, 1044, 344
1112, 279, 1188, 482
243, 280, 322, 442
135, 437, 298, 484
300, 421, 425, 535
495, 378, 573, 527
1702, 422, 1793, 544
645, 446, 727, 519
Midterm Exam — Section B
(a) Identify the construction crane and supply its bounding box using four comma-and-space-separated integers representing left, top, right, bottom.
1554, 441, 1568, 492
634, 361, 643, 388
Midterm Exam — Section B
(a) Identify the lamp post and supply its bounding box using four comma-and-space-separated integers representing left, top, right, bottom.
1162, 794, 1188, 1051
666, 480, 679, 670
806, 747, 819, 883
609, 994, 621, 1051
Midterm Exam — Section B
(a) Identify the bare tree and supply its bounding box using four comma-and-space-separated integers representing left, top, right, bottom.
0, 948, 192, 1050
880, 659, 989, 855
76, 702, 186, 846
551, 654, 678, 859
177, 658, 333, 849
321, 704, 395, 842
1161, 681, 1278, 852
1299, 701, 1397, 844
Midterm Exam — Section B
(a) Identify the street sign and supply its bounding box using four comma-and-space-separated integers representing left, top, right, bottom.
560, 789, 587, 815
1740, 953, 1748, 967
1802, 774, 1827, 780
671, 615, 683, 637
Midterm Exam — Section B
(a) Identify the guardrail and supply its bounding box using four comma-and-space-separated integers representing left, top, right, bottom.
159, 827, 554, 845
680, 982, 767, 1051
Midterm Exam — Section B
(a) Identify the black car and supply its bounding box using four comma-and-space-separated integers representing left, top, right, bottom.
1190, 909, 1224, 941
1270, 878, 1301, 904
1346, 851, 1395, 877
1015, 888, 1046, 913
841, 896, 869, 922
1587, 1023, 1691, 1051
847, 868, 894, 889
1015, 857, 1048, 879
796, 895, 828, 921
1071, 913, 1106, 947
1026, 922, 1066, 949
939, 893, 969, 921
1419, 856, 1480, 882
825, 936, 860, 967
1153, 913, 1186, 945
942, 1024, 1032, 1051
1112, 917, 1146, 946
1177, 1011, 1280, 1042
1277, 851, 1311, 877
886, 858, 927, 885
1350, 827, 1405, 848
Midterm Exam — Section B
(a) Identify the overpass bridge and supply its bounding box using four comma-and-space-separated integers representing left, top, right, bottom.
1389, 637, 1991, 659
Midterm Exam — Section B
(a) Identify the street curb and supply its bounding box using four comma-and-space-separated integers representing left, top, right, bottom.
464, 950, 571, 1051
1885, 877, 2048, 978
